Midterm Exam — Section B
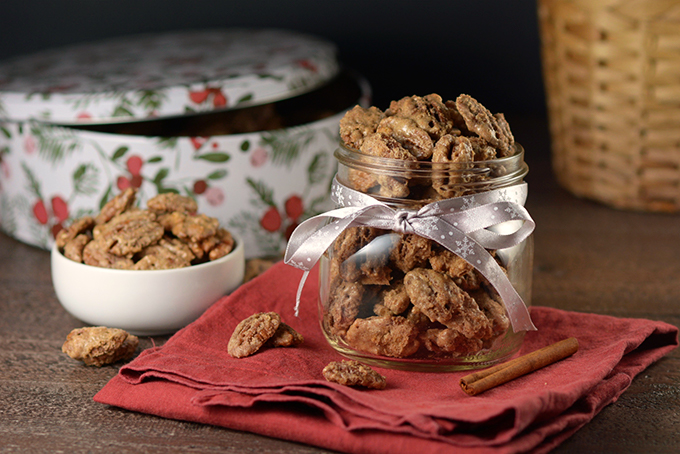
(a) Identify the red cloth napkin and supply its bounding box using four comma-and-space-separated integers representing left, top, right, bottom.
95, 262, 678, 454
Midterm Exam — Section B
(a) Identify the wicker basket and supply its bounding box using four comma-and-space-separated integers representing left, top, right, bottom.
538, 0, 680, 212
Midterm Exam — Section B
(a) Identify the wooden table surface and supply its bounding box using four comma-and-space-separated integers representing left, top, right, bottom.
1, 117, 679, 453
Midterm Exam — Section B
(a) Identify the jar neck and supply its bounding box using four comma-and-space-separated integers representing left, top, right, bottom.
334, 142, 528, 206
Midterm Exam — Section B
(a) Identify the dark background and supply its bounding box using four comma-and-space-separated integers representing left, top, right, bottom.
0, 0, 548, 126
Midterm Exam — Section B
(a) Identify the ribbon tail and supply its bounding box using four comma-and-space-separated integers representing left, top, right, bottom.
294, 270, 311, 317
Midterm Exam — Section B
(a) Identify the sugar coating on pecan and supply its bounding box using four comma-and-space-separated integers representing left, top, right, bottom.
339, 105, 386, 150
147, 193, 198, 214
96, 188, 137, 225
345, 315, 421, 358
376, 116, 434, 160
133, 237, 195, 270
385, 94, 454, 140
267, 322, 304, 348
322, 360, 386, 389
228, 312, 303, 357
62, 233, 91, 263
404, 268, 492, 340
228, 312, 281, 358
455, 94, 514, 156
56, 216, 95, 249
62, 326, 138, 367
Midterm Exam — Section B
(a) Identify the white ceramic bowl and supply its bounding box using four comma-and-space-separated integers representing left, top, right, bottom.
51, 233, 245, 336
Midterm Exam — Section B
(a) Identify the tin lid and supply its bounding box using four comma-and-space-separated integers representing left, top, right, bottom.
0, 28, 339, 124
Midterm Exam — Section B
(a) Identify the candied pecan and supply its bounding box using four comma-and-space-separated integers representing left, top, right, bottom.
389, 234, 433, 273
97, 212, 164, 257
376, 174, 410, 198
420, 328, 484, 356
208, 228, 235, 261
468, 137, 498, 161
444, 99, 470, 134
147, 193, 198, 214
267, 322, 304, 348
333, 227, 384, 262
385, 94, 455, 140
96, 188, 137, 225
455, 94, 513, 155
82, 238, 135, 269
325, 279, 366, 336
228, 312, 281, 358
62, 233, 91, 263
62, 326, 138, 367
322, 360, 386, 389
360, 132, 416, 161
429, 247, 474, 279
133, 238, 195, 270
171, 213, 219, 242
471, 289, 510, 340
338, 232, 397, 285
93, 210, 157, 240
493, 113, 515, 157
403, 268, 492, 339
56, 216, 95, 249
339, 105, 386, 150
345, 315, 420, 358
347, 168, 379, 193
376, 280, 410, 316
322, 360, 387, 389
376, 115, 434, 160
431, 134, 475, 198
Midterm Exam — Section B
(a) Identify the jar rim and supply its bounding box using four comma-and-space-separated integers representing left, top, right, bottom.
334, 142, 528, 181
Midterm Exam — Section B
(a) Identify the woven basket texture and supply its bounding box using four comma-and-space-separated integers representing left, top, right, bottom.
538, 0, 680, 212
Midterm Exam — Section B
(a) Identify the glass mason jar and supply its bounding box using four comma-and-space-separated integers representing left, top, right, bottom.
317, 143, 533, 371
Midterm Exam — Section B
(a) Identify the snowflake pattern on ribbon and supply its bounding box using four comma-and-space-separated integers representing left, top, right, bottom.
454, 236, 476, 259
505, 205, 521, 219
461, 195, 479, 211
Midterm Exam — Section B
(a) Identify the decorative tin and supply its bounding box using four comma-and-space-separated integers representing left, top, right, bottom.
0, 29, 368, 257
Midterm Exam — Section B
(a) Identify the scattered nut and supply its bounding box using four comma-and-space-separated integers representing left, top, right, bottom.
322, 360, 386, 389
62, 326, 138, 367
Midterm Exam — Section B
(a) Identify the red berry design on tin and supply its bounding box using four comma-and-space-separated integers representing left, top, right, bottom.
189, 89, 210, 104
260, 206, 282, 232
126, 155, 143, 176
284, 195, 304, 220
51, 196, 69, 223
33, 200, 49, 225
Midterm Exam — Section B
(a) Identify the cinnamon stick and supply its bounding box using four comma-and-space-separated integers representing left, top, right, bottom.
460, 337, 579, 396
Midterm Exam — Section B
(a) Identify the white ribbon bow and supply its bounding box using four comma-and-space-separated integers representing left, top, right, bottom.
284, 178, 537, 332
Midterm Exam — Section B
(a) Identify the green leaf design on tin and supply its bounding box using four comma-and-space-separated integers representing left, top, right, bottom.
99, 185, 113, 210
156, 137, 179, 150
111, 146, 129, 161
246, 177, 275, 207
136, 89, 167, 111
236, 93, 254, 105
1, 125, 11, 139
306, 152, 328, 186
195, 152, 231, 163
153, 168, 170, 185
240, 140, 250, 152
29, 123, 82, 165
21, 162, 42, 199
207, 170, 227, 180
260, 127, 314, 169
72, 163, 99, 196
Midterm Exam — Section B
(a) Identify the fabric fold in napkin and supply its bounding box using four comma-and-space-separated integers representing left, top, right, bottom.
95, 262, 678, 454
